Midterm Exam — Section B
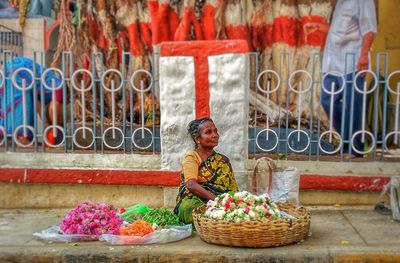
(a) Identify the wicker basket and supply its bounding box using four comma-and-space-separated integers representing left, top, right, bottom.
193, 203, 311, 248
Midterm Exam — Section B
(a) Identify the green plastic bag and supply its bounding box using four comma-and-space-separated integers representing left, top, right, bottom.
119, 204, 150, 222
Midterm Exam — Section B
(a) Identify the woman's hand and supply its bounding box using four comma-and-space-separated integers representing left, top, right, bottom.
185, 179, 216, 201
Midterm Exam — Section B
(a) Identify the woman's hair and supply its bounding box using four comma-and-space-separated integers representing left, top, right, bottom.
187, 117, 213, 147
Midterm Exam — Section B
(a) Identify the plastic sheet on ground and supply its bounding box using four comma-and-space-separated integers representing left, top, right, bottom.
33, 226, 99, 242
99, 225, 192, 245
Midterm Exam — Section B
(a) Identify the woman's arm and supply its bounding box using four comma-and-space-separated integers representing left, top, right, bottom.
185, 179, 216, 201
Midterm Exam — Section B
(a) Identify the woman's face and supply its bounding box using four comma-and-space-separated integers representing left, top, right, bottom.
197, 121, 219, 149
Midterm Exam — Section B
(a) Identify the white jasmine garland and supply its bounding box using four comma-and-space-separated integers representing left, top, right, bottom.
204, 191, 283, 223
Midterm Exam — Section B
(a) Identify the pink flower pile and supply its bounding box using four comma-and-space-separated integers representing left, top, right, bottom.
60, 201, 123, 236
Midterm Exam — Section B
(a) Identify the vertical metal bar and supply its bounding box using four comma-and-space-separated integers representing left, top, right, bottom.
378, 53, 385, 159
34, 51, 45, 152
282, 52, 289, 159
315, 53, 322, 160
0, 29, 3, 52
308, 55, 315, 160
95, 52, 104, 153
21, 79, 27, 137
51, 79, 57, 138
151, 53, 156, 154
81, 79, 86, 139
152, 51, 158, 154
125, 53, 134, 154
140, 80, 145, 136
3, 51, 11, 151
395, 84, 400, 145
12, 32, 16, 55
91, 53, 97, 153
348, 54, 356, 161
297, 81, 302, 142
7, 52, 15, 152
0, 64, 5, 151
361, 82, 367, 143
66, 52, 75, 152
0, 55, 5, 151
381, 53, 390, 160
19, 32, 23, 57
33, 52, 39, 152
121, 52, 128, 153
62, 52, 71, 153
92, 52, 104, 153
373, 53, 381, 160
348, 72, 355, 160
253, 52, 258, 158
311, 54, 321, 160
342, 53, 355, 160
111, 80, 116, 139
277, 54, 282, 159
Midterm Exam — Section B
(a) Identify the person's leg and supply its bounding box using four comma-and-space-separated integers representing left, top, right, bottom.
46, 100, 62, 126
321, 74, 343, 133
349, 73, 365, 155
43, 100, 62, 146
177, 197, 205, 224
16, 90, 34, 145
345, 74, 365, 156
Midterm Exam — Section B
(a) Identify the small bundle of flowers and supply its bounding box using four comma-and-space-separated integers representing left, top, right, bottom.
204, 191, 281, 223
60, 201, 123, 236
120, 220, 154, 236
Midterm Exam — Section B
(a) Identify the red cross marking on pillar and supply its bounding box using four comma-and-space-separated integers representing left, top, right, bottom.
160, 40, 249, 118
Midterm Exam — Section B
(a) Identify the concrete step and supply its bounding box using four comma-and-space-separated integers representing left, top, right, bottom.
0, 208, 399, 262
0, 182, 389, 208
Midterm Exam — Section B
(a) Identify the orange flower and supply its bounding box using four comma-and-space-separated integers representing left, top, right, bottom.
120, 220, 154, 236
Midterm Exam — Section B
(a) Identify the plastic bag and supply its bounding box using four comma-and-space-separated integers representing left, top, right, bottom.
99, 224, 192, 245
119, 204, 150, 222
33, 226, 99, 242
251, 157, 300, 205
389, 176, 400, 221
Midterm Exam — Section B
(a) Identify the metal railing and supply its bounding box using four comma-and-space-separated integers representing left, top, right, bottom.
1, 49, 399, 162
0, 51, 160, 154
0, 25, 23, 65
249, 52, 400, 162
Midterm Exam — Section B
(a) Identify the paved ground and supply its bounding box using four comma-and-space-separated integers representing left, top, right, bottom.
0, 206, 399, 263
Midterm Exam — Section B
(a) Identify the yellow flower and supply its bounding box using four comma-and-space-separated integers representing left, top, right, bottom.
215, 154, 222, 161
202, 170, 212, 180
215, 176, 228, 186
222, 164, 230, 174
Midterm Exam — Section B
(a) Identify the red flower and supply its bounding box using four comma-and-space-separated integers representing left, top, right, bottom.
224, 201, 231, 211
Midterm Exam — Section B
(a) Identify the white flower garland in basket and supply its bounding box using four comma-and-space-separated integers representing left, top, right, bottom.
203, 191, 295, 223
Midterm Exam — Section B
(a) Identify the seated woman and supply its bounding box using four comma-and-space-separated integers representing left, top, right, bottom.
174, 117, 238, 224
0, 57, 63, 145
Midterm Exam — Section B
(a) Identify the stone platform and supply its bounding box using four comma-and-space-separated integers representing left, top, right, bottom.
0, 207, 399, 262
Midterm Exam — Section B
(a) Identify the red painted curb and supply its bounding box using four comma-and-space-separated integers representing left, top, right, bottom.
0, 168, 180, 187
300, 174, 390, 192
0, 168, 391, 192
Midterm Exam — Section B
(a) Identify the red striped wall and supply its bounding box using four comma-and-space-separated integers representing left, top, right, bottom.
0, 168, 390, 192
